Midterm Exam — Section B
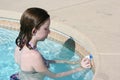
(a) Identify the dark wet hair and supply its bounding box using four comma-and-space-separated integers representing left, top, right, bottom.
15, 7, 50, 50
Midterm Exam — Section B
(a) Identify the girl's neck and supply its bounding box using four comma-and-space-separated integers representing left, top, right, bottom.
29, 40, 37, 49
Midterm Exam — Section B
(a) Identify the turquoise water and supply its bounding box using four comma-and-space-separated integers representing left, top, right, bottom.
0, 27, 93, 80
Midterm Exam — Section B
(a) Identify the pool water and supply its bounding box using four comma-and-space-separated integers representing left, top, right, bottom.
0, 27, 94, 80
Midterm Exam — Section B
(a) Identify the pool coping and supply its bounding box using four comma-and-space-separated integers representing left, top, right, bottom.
0, 10, 99, 80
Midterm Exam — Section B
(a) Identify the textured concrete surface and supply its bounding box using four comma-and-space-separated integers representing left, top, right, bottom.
0, 0, 120, 80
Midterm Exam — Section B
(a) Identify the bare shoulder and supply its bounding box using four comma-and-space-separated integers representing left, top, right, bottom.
30, 50, 44, 64
30, 50, 42, 59
31, 50, 48, 72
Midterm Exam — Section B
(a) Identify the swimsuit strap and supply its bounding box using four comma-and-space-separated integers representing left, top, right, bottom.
41, 56, 50, 68
28, 42, 37, 50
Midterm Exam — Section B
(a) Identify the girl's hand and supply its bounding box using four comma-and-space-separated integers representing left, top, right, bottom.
81, 57, 91, 68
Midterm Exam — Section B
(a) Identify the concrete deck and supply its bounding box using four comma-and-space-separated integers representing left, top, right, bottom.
0, 0, 120, 80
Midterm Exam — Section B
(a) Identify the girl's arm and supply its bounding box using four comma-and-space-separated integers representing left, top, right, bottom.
53, 60, 80, 65
32, 51, 91, 78
44, 66, 84, 78
45, 57, 91, 78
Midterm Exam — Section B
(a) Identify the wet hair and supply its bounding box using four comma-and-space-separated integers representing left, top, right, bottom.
15, 7, 50, 50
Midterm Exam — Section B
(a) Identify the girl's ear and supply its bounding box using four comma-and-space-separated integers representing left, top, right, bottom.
32, 28, 37, 35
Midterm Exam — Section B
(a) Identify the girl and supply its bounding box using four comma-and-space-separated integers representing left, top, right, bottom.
10, 7, 91, 80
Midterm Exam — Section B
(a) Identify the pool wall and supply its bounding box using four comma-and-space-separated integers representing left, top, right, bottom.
0, 10, 99, 80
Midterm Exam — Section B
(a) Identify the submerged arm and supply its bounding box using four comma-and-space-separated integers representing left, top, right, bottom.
45, 57, 91, 78
44, 66, 84, 78
32, 51, 91, 78
54, 60, 80, 65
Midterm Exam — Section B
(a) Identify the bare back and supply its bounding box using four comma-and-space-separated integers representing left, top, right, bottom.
14, 46, 47, 80
15, 46, 35, 71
